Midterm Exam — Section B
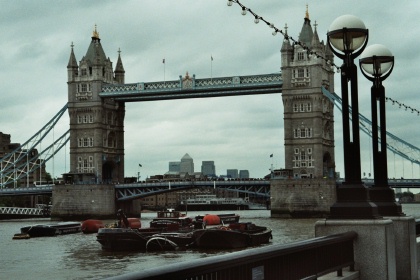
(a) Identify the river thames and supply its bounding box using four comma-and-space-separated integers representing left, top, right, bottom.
1, 205, 419, 279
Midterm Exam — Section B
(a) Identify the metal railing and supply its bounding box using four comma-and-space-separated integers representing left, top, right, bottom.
107, 231, 357, 280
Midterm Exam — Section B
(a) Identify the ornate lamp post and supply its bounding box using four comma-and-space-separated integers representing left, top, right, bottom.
359, 44, 404, 216
327, 15, 380, 219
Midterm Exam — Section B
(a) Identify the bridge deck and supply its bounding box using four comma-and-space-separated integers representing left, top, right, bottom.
99, 73, 283, 102
1, 179, 419, 198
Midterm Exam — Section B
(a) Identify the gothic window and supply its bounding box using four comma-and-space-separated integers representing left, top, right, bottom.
307, 103, 312, 112
300, 129, 306, 138
300, 150, 306, 161
81, 84, 87, 92
293, 104, 299, 112
78, 157, 82, 162
81, 69, 87, 76
89, 115, 94, 123
306, 68, 310, 77
294, 148, 299, 154
297, 52, 305, 61
78, 139, 83, 147
298, 69, 304, 78
307, 148, 312, 154
83, 115, 88, 123
294, 129, 299, 138
83, 138, 88, 147
300, 104, 305, 112
77, 115, 82, 124
107, 132, 116, 148
89, 156, 93, 162
89, 138, 94, 147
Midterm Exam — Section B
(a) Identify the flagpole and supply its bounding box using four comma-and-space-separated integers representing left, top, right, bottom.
163, 58, 166, 83
270, 154, 274, 178
211, 55, 213, 83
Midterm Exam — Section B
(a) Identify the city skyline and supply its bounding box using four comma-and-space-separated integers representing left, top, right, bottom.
0, 1, 418, 181
164, 154, 249, 179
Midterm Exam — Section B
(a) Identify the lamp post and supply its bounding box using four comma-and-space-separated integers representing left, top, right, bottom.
359, 44, 404, 216
327, 15, 380, 219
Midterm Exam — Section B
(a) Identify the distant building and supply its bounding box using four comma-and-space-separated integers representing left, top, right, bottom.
239, 170, 249, 179
201, 161, 216, 177
180, 153, 194, 174
169, 161, 180, 172
227, 169, 238, 179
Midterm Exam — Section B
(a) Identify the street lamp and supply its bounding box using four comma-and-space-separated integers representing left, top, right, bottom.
327, 15, 380, 219
359, 44, 404, 216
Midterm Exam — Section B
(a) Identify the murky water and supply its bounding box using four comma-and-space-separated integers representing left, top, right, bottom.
1, 206, 419, 279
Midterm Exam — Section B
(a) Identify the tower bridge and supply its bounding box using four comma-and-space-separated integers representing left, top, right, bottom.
1, 10, 419, 219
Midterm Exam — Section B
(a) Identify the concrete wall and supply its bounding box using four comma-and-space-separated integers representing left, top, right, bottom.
51, 184, 116, 220
270, 178, 336, 218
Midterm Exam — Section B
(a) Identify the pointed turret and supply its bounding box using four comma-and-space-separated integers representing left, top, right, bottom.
78, 25, 114, 82
311, 21, 322, 51
67, 42, 78, 81
298, 5, 313, 48
281, 23, 293, 70
84, 25, 107, 65
114, 48, 125, 84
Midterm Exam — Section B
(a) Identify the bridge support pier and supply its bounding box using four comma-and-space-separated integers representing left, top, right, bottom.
51, 184, 116, 220
270, 178, 336, 218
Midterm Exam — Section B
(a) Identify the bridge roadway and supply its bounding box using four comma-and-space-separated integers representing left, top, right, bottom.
1, 179, 419, 199
99, 73, 283, 102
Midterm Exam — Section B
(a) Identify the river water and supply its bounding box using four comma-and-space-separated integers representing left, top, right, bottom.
1, 205, 419, 280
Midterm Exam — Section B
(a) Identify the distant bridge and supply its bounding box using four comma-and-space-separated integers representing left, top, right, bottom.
1, 179, 420, 199
115, 180, 270, 201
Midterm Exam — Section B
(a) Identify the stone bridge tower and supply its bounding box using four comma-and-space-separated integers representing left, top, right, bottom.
280, 9, 336, 179
66, 27, 125, 184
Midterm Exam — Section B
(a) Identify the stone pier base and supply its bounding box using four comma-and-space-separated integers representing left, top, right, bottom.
386, 216, 417, 280
270, 178, 336, 218
51, 184, 116, 220
315, 219, 396, 280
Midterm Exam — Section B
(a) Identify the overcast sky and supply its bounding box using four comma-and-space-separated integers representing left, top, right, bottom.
1, 0, 419, 181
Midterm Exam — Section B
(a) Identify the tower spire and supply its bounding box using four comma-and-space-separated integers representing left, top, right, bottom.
305, 4, 309, 20
92, 24, 100, 40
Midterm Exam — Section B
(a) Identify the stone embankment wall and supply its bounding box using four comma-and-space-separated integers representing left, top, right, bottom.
270, 178, 337, 218
51, 184, 116, 220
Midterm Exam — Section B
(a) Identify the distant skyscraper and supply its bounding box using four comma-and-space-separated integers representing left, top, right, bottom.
227, 169, 238, 179
239, 170, 249, 179
201, 161, 216, 176
169, 161, 180, 172
180, 153, 194, 174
